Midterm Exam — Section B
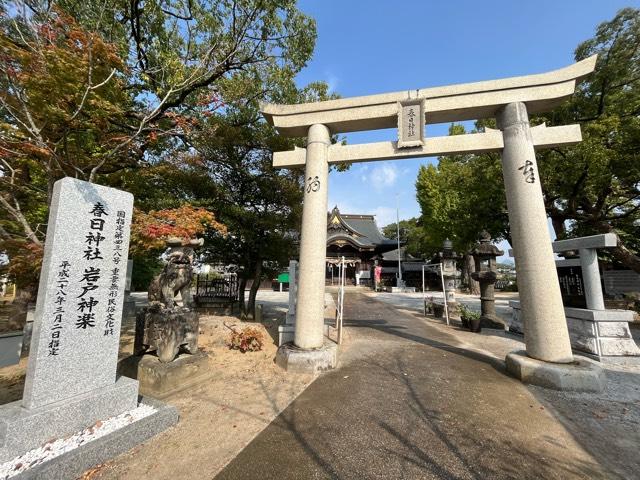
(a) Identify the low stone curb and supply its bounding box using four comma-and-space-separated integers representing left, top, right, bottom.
9, 397, 178, 480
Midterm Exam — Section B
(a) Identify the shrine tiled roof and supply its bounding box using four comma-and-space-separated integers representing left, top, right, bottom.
327, 206, 397, 251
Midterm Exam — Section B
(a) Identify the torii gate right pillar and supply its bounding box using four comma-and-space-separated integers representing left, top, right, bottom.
497, 102, 573, 363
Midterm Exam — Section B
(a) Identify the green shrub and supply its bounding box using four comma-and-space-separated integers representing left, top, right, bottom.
459, 304, 480, 321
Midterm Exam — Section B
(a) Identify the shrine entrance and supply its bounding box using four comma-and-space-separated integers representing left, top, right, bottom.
263, 56, 598, 379
324, 206, 397, 286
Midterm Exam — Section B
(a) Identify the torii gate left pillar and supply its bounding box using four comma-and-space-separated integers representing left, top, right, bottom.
295, 124, 330, 349
264, 55, 605, 390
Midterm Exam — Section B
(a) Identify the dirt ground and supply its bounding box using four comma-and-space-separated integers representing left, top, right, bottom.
0, 304, 316, 480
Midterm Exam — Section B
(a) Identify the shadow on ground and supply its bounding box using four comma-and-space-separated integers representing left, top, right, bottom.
215, 292, 617, 480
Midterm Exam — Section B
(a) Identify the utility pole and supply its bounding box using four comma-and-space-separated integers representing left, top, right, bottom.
396, 194, 403, 287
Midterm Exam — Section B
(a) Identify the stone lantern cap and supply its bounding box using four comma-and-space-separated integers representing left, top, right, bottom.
471, 231, 504, 258
440, 238, 461, 260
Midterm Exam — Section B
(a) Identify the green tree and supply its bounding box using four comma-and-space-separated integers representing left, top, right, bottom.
416, 8, 640, 278
415, 123, 508, 255
0, 0, 322, 325
415, 125, 507, 294
381, 218, 430, 259
535, 7, 640, 271
194, 80, 335, 318
90, 0, 327, 317
0, 8, 134, 328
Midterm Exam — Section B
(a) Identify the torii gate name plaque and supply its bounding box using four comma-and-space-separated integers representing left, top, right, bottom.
263, 56, 605, 391
398, 99, 425, 148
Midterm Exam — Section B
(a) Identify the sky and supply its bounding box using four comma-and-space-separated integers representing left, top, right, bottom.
292, 0, 639, 259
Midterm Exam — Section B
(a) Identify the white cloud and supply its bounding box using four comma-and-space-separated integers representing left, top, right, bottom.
325, 70, 340, 93
372, 206, 397, 228
366, 163, 398, 191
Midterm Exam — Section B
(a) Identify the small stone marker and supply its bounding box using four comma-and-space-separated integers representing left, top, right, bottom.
511, 233, 640, 360
397, 99, 425, 148
23, 178, 134, 409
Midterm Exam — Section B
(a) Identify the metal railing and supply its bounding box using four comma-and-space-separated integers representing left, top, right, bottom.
195, 274, 239, 303
422, 263, 449, 326
336, 256, 346, 344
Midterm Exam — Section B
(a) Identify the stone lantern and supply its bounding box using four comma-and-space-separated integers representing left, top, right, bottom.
470, 231, 504, 328
439, 239, 460, 308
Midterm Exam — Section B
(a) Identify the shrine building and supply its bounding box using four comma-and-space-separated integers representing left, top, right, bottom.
325, 206, 397, 285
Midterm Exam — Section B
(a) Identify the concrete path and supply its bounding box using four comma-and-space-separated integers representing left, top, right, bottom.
368, 289, 518, 325
215, 292, 620, 480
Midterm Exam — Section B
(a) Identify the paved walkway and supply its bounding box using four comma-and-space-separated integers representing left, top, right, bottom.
216, 292, 621, 480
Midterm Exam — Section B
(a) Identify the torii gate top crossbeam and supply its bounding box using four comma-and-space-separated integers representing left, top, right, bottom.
260, 55, 597, 137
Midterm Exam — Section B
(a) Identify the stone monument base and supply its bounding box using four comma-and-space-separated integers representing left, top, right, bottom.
278, 322, 335, 347
277, 294, 337, 347
4, 396, 177, 480
118, 352, 210, 398
276, 341, 338, 374
509, 301, 640, 360
278, 324, 296, 346
505, 350, 605, 392
0, 376, 139, 463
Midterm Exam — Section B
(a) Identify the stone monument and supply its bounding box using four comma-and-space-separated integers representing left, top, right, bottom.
121, 259, 136, 322
470, 231, 504, 329
0, 178, 176, 475
278, 259, 298, 346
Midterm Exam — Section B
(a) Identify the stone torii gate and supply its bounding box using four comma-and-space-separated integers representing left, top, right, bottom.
263, 55, 604, 390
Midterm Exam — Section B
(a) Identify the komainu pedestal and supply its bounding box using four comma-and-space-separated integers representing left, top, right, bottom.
119, 237, 208, 397
134, 304, 199, 363
133, 237, 202, 363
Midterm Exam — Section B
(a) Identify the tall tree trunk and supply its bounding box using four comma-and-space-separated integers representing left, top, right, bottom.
611, 244, 640, 274
464, 254, 480, 295
247, 259, 262, 320
550, 215, 567, 240
596, 224, 640, 274
238, 277, 247, 317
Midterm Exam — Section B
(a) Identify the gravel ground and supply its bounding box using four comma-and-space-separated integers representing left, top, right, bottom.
2, 289, 639, 479
0, 404, 156, 479
368, 289, 518, 323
